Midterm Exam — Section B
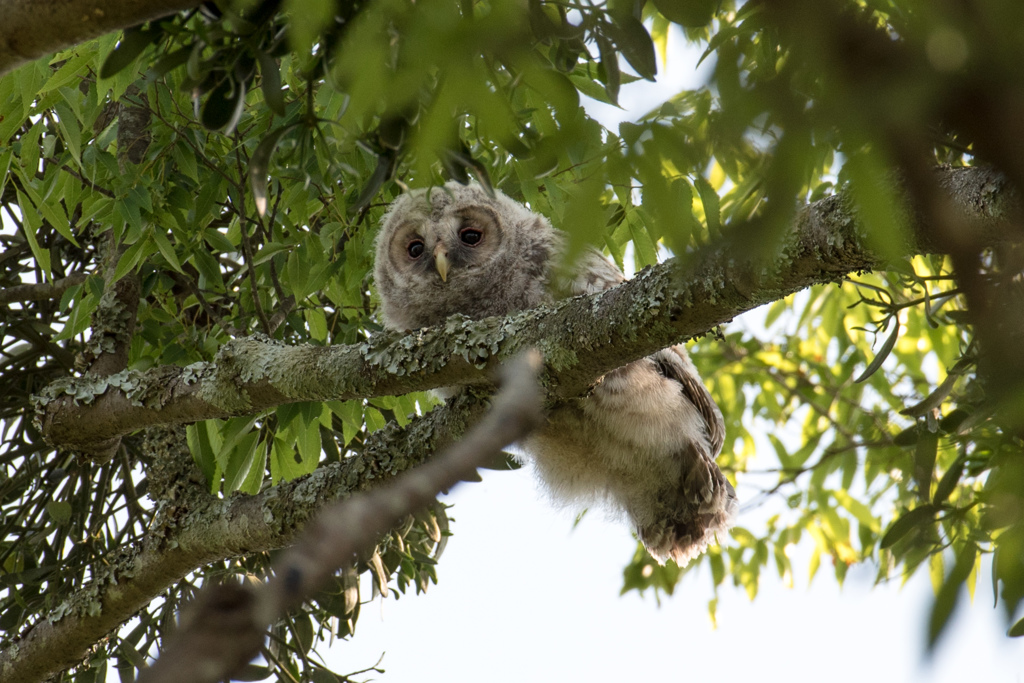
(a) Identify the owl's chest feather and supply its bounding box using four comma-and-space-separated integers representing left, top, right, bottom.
408, 267, 552, 329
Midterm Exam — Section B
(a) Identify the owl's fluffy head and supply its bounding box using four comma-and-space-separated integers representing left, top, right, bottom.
373, 182, 561, 331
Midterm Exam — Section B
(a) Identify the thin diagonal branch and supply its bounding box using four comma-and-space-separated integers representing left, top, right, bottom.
137, 351, 544, 683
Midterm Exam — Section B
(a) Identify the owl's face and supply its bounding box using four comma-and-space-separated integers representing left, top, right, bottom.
382, 197, 506, 288
374, 182, 559, 331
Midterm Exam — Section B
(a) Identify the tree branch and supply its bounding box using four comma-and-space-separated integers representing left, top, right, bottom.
36, 166, 1020, 454
0, 0, 201, 76
0, 272, 87, 306
137, 351, 544, 683
1, 388, 491, 683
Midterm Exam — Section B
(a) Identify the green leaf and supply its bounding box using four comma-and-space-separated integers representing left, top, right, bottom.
933, 453, 966, 505
892, 425, 919, 446
596, 37, 620, 105
117, 192, 144, 240
223, 431, 261, 494
928, 545, 976, 650
200, 77, 247, 133
187, 421, 222, 490
294, 418, 323, 472
17, 180, 77, 246
270, 436, 309, 483
172, 144, 199, 183
606, 15, 657, 81
253, 241, 292, 265
292, 613, 315, 655
53, 98, 83, 166
42, 51, 96, 94
285, 0, 335, 55
203, 229, 236, 253
255, 49, 286, 116
217, 416, 260, 464
234, 665, 273, 682
191, 247, 225, 292
14, 189, 51, 276
249, 124, 295, 216
58, 283, 82, 312
833, 490, 878, 532
568, 70, 618, 106
46, 500, 72, 525
913, 431, 938, 502
364, 407, 386, 433
304, 308, 328, 342
808, 547, 821, 583
53, 291, 99, 341
100, 26, 161, 79
0, 147, 12, 197
650, 0, 717, 27
349, 153, 394, 215
763, 299, 788, 329
150, 229, 183, 273
1009, 616, 1024, 638
146, 45, 192, 79
693, 175, 722, 238
238, 440, 268, 495
854, 320, 899, 383
113, 237, 156, 283
879, 504, 936, 549
628, 214, 658, 269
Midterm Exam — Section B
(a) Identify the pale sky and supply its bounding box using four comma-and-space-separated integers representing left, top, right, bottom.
331, 470, 1022, 682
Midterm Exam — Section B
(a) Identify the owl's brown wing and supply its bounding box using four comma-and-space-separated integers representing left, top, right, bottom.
634, 348, 734, 565
651, 348, 726, 458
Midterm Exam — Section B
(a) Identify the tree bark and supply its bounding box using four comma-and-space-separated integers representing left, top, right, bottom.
0, 0, 201, 76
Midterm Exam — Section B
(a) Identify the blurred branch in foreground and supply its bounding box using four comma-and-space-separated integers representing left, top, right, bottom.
137, 350, 544, 683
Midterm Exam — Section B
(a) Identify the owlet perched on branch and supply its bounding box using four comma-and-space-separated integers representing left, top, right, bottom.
373, 182, 736, 565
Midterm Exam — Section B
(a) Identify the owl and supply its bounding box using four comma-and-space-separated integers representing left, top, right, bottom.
373, 181, 736, 565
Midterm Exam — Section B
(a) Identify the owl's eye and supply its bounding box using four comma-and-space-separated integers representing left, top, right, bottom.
459, 227, 483, 246
407, 240, 425, 259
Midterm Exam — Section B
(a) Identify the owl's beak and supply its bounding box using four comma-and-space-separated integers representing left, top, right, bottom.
433, 245, 450, 283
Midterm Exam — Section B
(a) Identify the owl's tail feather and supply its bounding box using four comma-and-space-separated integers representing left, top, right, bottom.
636, 449, 738, 566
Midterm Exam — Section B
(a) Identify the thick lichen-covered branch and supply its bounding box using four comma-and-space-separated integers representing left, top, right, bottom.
37, 166, 1018, 454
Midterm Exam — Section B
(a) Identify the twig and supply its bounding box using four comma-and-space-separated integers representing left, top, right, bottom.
0, 272, 88, 306
137, 350, 544, 683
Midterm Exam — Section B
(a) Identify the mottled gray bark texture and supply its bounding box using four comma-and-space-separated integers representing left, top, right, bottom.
6, 165, 1020, 683
0, 0, 201, 76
